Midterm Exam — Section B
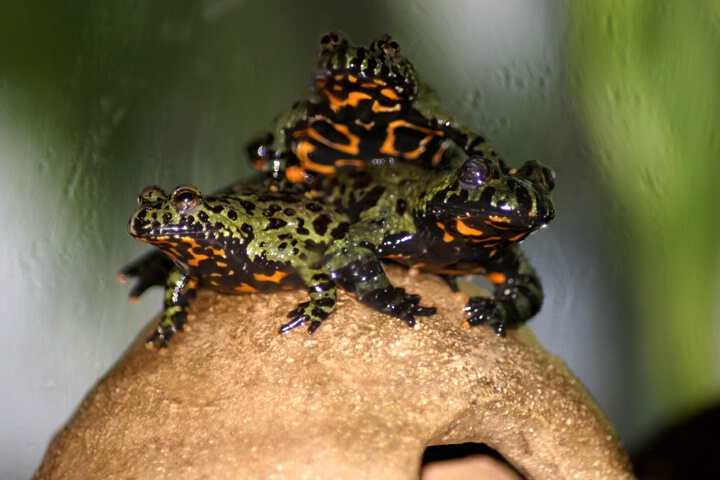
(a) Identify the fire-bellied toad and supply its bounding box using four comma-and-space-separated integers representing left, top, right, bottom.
126, 182, 436, 348
322, 156, 555, 335
247, 31, 500, 185
126, 155, 554, 347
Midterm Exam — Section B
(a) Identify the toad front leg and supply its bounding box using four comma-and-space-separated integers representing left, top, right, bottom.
117, 250, 175, 301
146, 267, 199, 349
445, 249, 543, 336
277, 269, 337, 335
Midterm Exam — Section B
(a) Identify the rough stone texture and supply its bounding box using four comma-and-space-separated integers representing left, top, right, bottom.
34, 266, 634, 479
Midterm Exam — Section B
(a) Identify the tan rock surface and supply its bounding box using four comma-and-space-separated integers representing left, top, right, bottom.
35, 266, 634, 479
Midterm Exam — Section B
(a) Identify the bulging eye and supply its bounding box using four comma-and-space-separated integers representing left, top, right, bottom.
171, 186, 202, 212
320, 32, 336, 48
319, 31, 344, 54
137, 185, 166, 205
458, 156, 492, 188
382, 37, 401, 58
515, 160, 555, 191
541, 166, 555, 191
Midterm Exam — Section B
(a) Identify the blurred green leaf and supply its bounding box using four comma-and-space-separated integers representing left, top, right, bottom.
569, 0, 720, 425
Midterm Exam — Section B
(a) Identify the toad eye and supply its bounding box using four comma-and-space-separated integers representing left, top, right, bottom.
319, 31, 346, 54
171, 186, 202, 213
458, 156, 492, 188
320, 32, 337, 51
541, 166, 555, 191
382, 37, 401, 58
137, 185, 166, 205
515, 160, 556, 192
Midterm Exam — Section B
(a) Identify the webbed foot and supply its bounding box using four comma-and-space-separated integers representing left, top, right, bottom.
278, 300, 331, 335
146, 308, 190, 349
464, 296, 507, 336
361, 287, 437, 327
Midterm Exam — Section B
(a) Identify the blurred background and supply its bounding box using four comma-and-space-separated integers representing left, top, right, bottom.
2, 0, 719, 478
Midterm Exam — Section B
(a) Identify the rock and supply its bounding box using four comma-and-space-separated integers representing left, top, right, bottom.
34, 266, 634, 479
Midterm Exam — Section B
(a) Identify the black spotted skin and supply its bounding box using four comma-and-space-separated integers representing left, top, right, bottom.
119, 30, 557, 346
127, 183, 435, 348
247, 31, 501, 184
117, 175, 298, 300
119, 30, 514, 307
322, 156, 556, 335
123, 155, 554, 346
